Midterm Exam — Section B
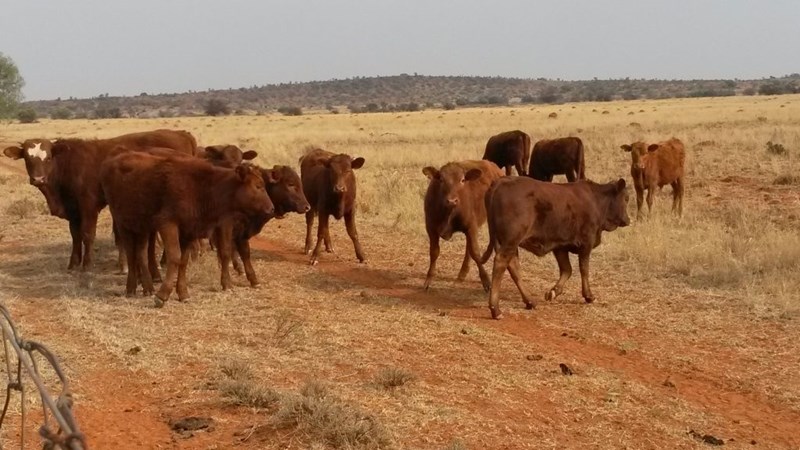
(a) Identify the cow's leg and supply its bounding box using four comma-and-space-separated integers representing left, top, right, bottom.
507, 250, 535, 309
113, 221, 128, 275
67, 219, 82, 270
80, 211, 98, 272
646, 185, 655, 216
514, 160, 524, 177
344, 210, 366, 263
423, 232, 440, 291
578, 251, 594, 303
304, 211, 315, 255
546, 250, 572, 301
217, 225, 234, 290
504, 166, 512, 176
176, 240, 192, 301
236, 237, 259, 287
155, 224, 180, 307
121, 230, 138, 297
147, 232, 161, 283
232, 251, 244, 275
488, 248, 513, 319
135, 233, 154, 296
566, 170, 577, 182
465, 227, 490, 292
457, 246, 471, 281
635, 187, 645, 220
310, 213, 329, 265
672, 178, 684, 217
324, 226, 334, 253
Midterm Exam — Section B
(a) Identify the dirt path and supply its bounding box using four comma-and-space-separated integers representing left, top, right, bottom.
248, 235, 800, 448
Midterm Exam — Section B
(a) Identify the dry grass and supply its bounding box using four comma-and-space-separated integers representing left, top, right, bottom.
1, 94, 800, 449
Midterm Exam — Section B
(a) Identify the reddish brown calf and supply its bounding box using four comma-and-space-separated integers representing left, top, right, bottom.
300, 149, 366, 265
620, 137, 686, 219
482, 130, 531, 176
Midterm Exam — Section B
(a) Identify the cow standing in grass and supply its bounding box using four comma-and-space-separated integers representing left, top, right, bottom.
300, 149, 366, 266
620, 138, 685, 219
482, 130, 532, 176
482, 177, 630, 319
529, 137, 586, 182
423, 160, 503, 291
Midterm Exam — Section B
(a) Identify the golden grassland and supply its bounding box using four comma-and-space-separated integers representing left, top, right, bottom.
0, 94, 799, 449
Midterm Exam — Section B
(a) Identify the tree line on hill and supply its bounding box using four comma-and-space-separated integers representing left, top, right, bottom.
6, 65, 800, 121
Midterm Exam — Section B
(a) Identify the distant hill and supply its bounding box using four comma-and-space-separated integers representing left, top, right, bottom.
24, 74, 800, 119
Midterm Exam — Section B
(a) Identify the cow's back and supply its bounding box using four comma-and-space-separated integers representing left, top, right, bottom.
106, 129, 197, 155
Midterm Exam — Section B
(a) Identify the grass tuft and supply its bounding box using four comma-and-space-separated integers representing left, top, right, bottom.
373, 367, 415, 390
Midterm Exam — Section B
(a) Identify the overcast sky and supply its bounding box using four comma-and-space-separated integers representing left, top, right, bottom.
2, 0, 798, 100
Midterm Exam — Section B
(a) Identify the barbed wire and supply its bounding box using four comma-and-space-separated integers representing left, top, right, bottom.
0, 303, 86, 450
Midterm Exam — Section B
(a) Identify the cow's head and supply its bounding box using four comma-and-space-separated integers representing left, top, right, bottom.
232, 164, 274, 220
202, 145, 258, 168
261, 165, 310, 218
620, 141, 651, 170
601, 178, 631, 231
423, 163, 483, 208
325, 154, 364, 194
3, 139, 54, 187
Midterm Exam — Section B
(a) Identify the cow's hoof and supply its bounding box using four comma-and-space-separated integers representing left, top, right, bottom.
584, 297, 594, 304
490, 309, 503, 320
310, 259, 319, 266
117, 269, 128, 275
525, 303, 535, 310
249, 283, 260, 289
125, 291, 136, 298
545, 290, 557, 301
153, 297, 165, 308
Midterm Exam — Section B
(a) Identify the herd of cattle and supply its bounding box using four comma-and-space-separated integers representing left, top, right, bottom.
3, 128, 686, 318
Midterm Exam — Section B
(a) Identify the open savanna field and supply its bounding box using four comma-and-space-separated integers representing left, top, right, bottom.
1, 95, 799, 449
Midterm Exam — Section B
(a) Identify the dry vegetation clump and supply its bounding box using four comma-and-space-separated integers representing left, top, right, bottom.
4, 197, 45, 220
272, 381, 392, 450
773, 174, 800, 185
765, 140, 788, 155
372, 367, 415, 390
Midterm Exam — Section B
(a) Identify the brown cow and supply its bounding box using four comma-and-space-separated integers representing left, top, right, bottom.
423, 160, 503, 291
620, 137, 685, 219
3, 130, 197, 272
300, 148, 366, 265
211, 165, 310, 287
197, 145, 258, 167
482, 177, 630, 319
482, 130, 532, 176
100, 152, 274, 306
528, 137, 586, 182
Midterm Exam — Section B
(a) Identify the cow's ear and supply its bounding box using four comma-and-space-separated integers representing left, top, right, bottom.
647, 144, 659, 152
235, 164, 249, 181
351, 157, 365, 170
262, 168, 279, 184
616, 178, 626, 191
242, 150, 258, 160
422, 166, 439, 179
465, 168, 482, 181
3, 146, 24, 159
620, 144, 632, 152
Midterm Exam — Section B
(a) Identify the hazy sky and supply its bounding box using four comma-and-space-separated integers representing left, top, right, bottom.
2, 0, 798, 100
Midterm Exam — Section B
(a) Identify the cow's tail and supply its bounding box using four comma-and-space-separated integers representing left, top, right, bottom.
521, 132, 532, 176
577, 138, 586, 180
480, 181, 498, 265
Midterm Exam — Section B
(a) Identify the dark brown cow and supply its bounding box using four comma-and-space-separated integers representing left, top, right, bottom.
300, 148, 366, 265
423, 160, 503, 291
528, 137, 586, 182
211, 165, 310, 287
482, 130, 532, 176
3, 130, 197, 272
482, 177, 630, 319
620, 138, 686, 219
100, 152, 274, 306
